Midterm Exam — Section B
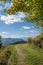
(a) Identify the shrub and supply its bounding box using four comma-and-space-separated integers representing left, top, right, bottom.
5, 50, 11, 59
28, 38, 33, 44
27, 33, 43, 49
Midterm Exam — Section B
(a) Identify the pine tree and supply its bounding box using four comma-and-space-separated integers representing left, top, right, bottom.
0, 36, 2, 49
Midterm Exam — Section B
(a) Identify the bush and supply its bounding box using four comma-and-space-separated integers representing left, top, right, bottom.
5, 50, 11, 59
27, 33, 43, 49
28, 38, 33, 44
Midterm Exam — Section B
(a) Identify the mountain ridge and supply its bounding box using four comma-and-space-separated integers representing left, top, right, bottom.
2, 38, 27, 46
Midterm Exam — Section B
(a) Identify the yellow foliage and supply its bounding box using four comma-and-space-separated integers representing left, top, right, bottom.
32, 12, 35, 17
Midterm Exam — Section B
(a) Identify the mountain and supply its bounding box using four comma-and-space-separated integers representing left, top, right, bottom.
22, 37, 28, 41
2, 38, 27, 46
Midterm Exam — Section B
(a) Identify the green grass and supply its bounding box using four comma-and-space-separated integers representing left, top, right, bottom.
18, 43, 43, 65
9, 45, 18, 65
0, 45, 18, 65
0, 43, 43, 65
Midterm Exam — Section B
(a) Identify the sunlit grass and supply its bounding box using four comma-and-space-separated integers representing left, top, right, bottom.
0, 45, 18, 65
18, 43, 43, 65
0, 43, 43, 65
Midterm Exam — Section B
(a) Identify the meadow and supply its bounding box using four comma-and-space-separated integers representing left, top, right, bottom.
0, 43, 43, 65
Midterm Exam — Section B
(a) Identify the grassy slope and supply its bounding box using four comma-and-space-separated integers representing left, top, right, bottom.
18, 43, 43, 65
0, 45, 18, 65
0, 43, 43, 65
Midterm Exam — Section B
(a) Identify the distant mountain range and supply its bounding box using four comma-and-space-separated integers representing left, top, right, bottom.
2, 38, 27, 46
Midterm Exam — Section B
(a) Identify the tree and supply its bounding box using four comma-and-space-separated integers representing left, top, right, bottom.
28, 38, 33, 44
34, 33, 43, 48
0, 0, 43, 29
0, 36, 2, 48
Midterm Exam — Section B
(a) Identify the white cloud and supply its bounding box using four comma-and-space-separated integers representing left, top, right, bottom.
0, 32, 8, 34
1, 12, 26, 24
0, 32, 22, 38
30, 30, 35, 33
0, 32, 9, 38
32, 26, 34, 28
30, 30, 40, 33
22, 26, 31, 29
0, 32, 8, 35
9, 35, 21, 38
17, 12, 26, 18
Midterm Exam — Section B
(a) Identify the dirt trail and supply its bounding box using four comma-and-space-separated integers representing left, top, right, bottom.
15, 45, 25, 65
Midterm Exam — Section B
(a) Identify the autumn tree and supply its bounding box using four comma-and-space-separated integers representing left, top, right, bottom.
0, 0, 43, 30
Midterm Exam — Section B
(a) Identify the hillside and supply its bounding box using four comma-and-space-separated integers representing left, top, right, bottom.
0, 43, 43, 65
2, 38, 27, 46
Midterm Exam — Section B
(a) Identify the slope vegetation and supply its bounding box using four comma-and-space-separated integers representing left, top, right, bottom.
0, 44, 43, 65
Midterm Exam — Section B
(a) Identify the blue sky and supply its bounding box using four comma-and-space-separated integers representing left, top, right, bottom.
0, 2, 42, 38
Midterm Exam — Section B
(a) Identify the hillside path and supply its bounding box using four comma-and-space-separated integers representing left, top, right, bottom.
15, 45, 25, 65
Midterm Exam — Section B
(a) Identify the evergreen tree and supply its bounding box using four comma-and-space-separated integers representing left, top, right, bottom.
0, 36, 2, 48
